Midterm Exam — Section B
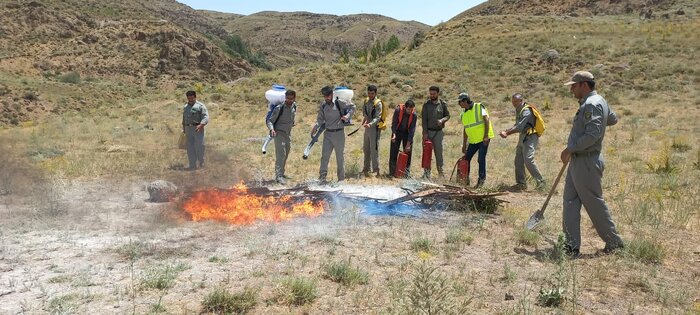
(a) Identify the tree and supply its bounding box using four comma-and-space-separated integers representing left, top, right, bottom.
409, 31, 425, 51
385, 35, 400, 54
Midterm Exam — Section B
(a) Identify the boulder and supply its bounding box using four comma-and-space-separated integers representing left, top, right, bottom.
147, 180, 178, 202
542, 49, 560, 62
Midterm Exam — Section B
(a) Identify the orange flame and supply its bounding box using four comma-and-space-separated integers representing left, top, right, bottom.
182, 184, 325, 225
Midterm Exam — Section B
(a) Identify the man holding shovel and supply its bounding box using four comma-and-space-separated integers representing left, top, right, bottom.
560, 71, 624, 257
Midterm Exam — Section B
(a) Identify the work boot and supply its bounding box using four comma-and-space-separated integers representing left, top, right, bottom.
276, 177, 286, 185
437, 168, 445, 178
475, 178, 485, 188
599, 243, 625, 255
282, 174, 292, 179
509, 183, 527, 192
318, 177, 328, 185
535, 179, 546, 191
564, 245, 581, 259
421, 169, 431, 180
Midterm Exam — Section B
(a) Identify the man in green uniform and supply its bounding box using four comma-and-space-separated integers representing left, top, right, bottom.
560, 71, 624, 257
421, 86, 450, 179
311, 86, 356, 183
267, 90, 297, 184
361, 84, 383, 177
499, 93, 545, 191
182, 90, 209, 171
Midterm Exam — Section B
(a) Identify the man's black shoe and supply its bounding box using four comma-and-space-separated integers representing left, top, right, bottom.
564, 246, 580, 259
508, 184, 527, 192
600, 243, 625, 255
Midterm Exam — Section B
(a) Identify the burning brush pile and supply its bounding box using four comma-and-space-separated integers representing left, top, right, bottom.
181, 182, 507, 225
182, 183, 328, 225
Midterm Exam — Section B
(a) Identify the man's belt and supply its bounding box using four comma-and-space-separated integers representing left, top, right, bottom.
427, 128, 443, 131
572, 151, 600, 158
184, 123, 200, 126
326, 128, 343, 132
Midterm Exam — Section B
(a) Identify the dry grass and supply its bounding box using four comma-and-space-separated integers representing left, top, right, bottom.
0, 12, 698, 315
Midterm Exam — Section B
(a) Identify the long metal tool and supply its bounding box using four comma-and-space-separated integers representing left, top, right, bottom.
261, 134, 272, 154
525, 160, 569, 230
303, 125, 325, 159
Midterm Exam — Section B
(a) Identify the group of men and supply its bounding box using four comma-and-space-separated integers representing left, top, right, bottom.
181, 70, 624, 257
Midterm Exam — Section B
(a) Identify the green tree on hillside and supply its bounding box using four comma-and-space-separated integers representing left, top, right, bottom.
409, 31, 425, 51
223, 34, 271, 70
384, 35, 400, 54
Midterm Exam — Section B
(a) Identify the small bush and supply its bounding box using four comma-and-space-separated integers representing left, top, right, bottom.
140, 263, 189, 290
410, 236, 434, 253
47, 293, 80, 314
322, 259, 369, 286
516, 229, 541, 247
23, 91, 38, 101
58, 72, 81, 84
208, 256, 229, 263
202, 287, 258, 314
670, 138, 691, 152
625, 238, 665, 264
647, 146, 678, 174
279, 277, 317, 306
500, 263, 517, 284
407, 263, 463, 314
537, 287, 564, 307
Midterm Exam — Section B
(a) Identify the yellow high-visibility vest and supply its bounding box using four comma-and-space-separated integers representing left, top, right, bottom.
461, 103, 494, 144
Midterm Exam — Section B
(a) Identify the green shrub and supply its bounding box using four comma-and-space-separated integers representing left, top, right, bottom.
625, 238, 665, 264
201, 287, 258, 314
59, 72, 81, 84
537, 287, 564, 307
140, 262, 189, 290
279, 277, 317, 306
322, 259, 369, 286
516, 229, 541, 246
410, 236, 434, 253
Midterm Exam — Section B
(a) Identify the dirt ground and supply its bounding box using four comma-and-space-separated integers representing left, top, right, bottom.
1, 178, 697, 314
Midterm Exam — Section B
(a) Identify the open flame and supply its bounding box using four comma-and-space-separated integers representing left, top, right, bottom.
182, 183, 325, 225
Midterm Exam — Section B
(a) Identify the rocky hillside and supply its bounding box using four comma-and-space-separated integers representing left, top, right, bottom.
204, 11, 431, 67
454, 0, 697, 18
0, 0, 253, 82
0, 0, 257, 125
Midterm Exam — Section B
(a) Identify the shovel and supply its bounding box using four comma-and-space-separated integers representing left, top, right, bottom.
525, 160, 568, 230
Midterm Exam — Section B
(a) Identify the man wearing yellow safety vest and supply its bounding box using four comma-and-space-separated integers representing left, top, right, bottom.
458, 92, 494, 188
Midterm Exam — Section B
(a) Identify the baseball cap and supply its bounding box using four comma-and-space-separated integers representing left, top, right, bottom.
564, 71, 595, 85
457, 92, 470, 101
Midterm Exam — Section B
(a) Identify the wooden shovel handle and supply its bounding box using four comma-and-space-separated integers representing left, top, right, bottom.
540, 160, 569, 214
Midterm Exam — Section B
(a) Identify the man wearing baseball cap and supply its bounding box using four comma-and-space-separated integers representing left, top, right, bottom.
560, 71, 624, 257
458, 92, 494, 188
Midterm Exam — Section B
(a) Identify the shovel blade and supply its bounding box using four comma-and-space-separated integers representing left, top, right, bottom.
525, 209, 545, 230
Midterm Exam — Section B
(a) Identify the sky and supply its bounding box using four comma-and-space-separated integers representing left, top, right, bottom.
178, 1, 487, 26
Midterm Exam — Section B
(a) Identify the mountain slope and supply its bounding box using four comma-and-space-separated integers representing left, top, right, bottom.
0, 0, 256, 124
203, 11, 431, 67
453, 0, 697, 18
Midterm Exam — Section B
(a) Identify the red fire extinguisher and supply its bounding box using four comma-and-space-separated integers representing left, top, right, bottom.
422, 140, 433, 169
395, 152, 409, 178
457, 157, 469, 183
